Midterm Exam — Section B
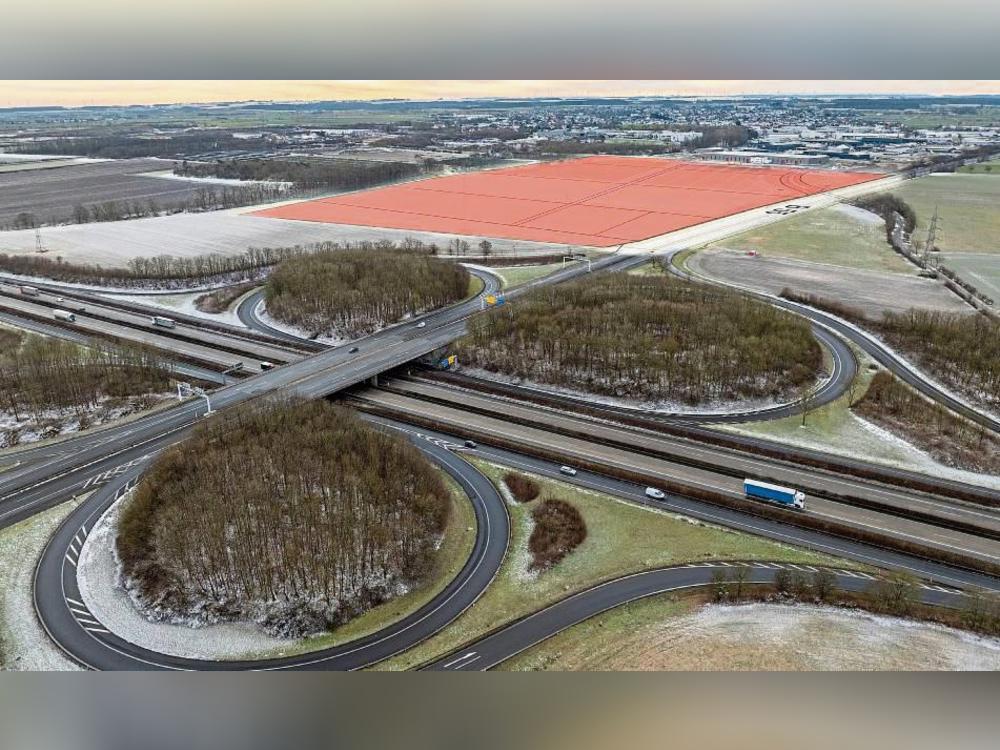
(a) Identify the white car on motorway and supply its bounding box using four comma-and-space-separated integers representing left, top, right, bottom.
645, 487, 665, 500
559, 466, 577, 476
416, 321, 426, 328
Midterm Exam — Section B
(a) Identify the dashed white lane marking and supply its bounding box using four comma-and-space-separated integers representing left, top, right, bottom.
442, 651, 479, 669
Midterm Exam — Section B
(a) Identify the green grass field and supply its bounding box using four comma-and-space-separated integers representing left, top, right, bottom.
370, 458, 856, 670
708, 206, 911, 273
496, 262, 568, 288
894, 175, 1000, 254
957, 158, 1000, 175
938, 253, 1000, 303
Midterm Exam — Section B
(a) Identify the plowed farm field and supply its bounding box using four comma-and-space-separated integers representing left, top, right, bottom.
253, 156, 883, 247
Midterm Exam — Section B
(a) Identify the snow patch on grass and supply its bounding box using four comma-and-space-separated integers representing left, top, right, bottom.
651, 602, 1000, 670
76, 491, 290, 661
101, 291, 249, 329
459, 366, 813, 418
0, 500, 83, 671
1, 394, 173, 449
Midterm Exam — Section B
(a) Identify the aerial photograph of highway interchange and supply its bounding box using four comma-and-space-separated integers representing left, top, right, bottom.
2, 83, 1000, 673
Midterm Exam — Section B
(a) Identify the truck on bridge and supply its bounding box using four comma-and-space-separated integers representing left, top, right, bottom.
53, 309, 76, 322
743, 479, 805, 510
151, 315, 176, 329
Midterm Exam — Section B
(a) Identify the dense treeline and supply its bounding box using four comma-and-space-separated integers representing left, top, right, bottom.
0, 333, 170, 436
70, 183, 287, 224
117, 400, 451, 637
854, 372, 999, 474
531, 140, 677, 156
458, 272, 821, 406
0, 181, 288, 232
13, 133, 257, 159
691, 124, 757, 148
266, 248, 470, 339
852, 193, 917, 243
878, 309, 1000, 413
0, 239, 436, 289
175, 157, 421, 191
780, 290, 1000, 414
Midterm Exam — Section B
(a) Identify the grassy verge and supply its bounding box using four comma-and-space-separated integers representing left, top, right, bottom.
627, 260, 665, 277
719, 344, 1000, 487
854, 373, 999, 475
0, 499, 84, 670
369, 459, 856, 670
496, 262, 568, 288
194, 282, 258, 314
499, 591, 702, 670
467, 273, 485, 299
248, 468, 476, 659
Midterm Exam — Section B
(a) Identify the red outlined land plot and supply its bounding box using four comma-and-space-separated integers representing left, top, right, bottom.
252, 156, 884, 247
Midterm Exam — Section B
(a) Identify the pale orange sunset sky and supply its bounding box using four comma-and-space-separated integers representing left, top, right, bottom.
2, 81, 998, 108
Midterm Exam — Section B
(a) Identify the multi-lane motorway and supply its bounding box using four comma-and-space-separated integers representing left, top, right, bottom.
3, 174, 999, 670
32, 415, 995, 671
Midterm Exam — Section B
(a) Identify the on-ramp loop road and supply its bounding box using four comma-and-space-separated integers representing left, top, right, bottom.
33, 415, 999, 671
422, 562, 967, 671
33, 428, 510, 671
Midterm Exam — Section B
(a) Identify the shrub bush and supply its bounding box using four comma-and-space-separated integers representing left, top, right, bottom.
528, 498, 587, 570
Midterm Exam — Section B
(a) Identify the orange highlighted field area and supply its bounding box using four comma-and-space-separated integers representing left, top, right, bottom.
253, 156, 884, 248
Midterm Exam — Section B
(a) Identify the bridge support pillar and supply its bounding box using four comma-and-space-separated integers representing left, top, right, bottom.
369, 374, 379, 387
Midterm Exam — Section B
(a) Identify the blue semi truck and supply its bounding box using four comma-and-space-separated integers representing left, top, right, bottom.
743, 479, 806, 510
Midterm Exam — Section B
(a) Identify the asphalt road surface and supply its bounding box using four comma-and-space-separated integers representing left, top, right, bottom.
352, 389, 1000, 564
33, 426, 509, 670
422, 563, 965, 671
32, 414, 995, 671
0, 309, 226, 385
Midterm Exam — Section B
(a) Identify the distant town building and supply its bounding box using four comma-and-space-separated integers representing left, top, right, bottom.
697, 149, 829, 166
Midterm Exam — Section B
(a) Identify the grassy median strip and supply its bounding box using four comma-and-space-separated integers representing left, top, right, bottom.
370, 458, 855, 670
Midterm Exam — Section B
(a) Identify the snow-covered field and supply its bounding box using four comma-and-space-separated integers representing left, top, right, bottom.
0, 500, 83, 671
0, 209, 564, 268
831, 202, 884, 226
551, 602, 1000, 670
77, 492, 290, 661
143, 170, 293, 189
643, 603, 1000, 670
